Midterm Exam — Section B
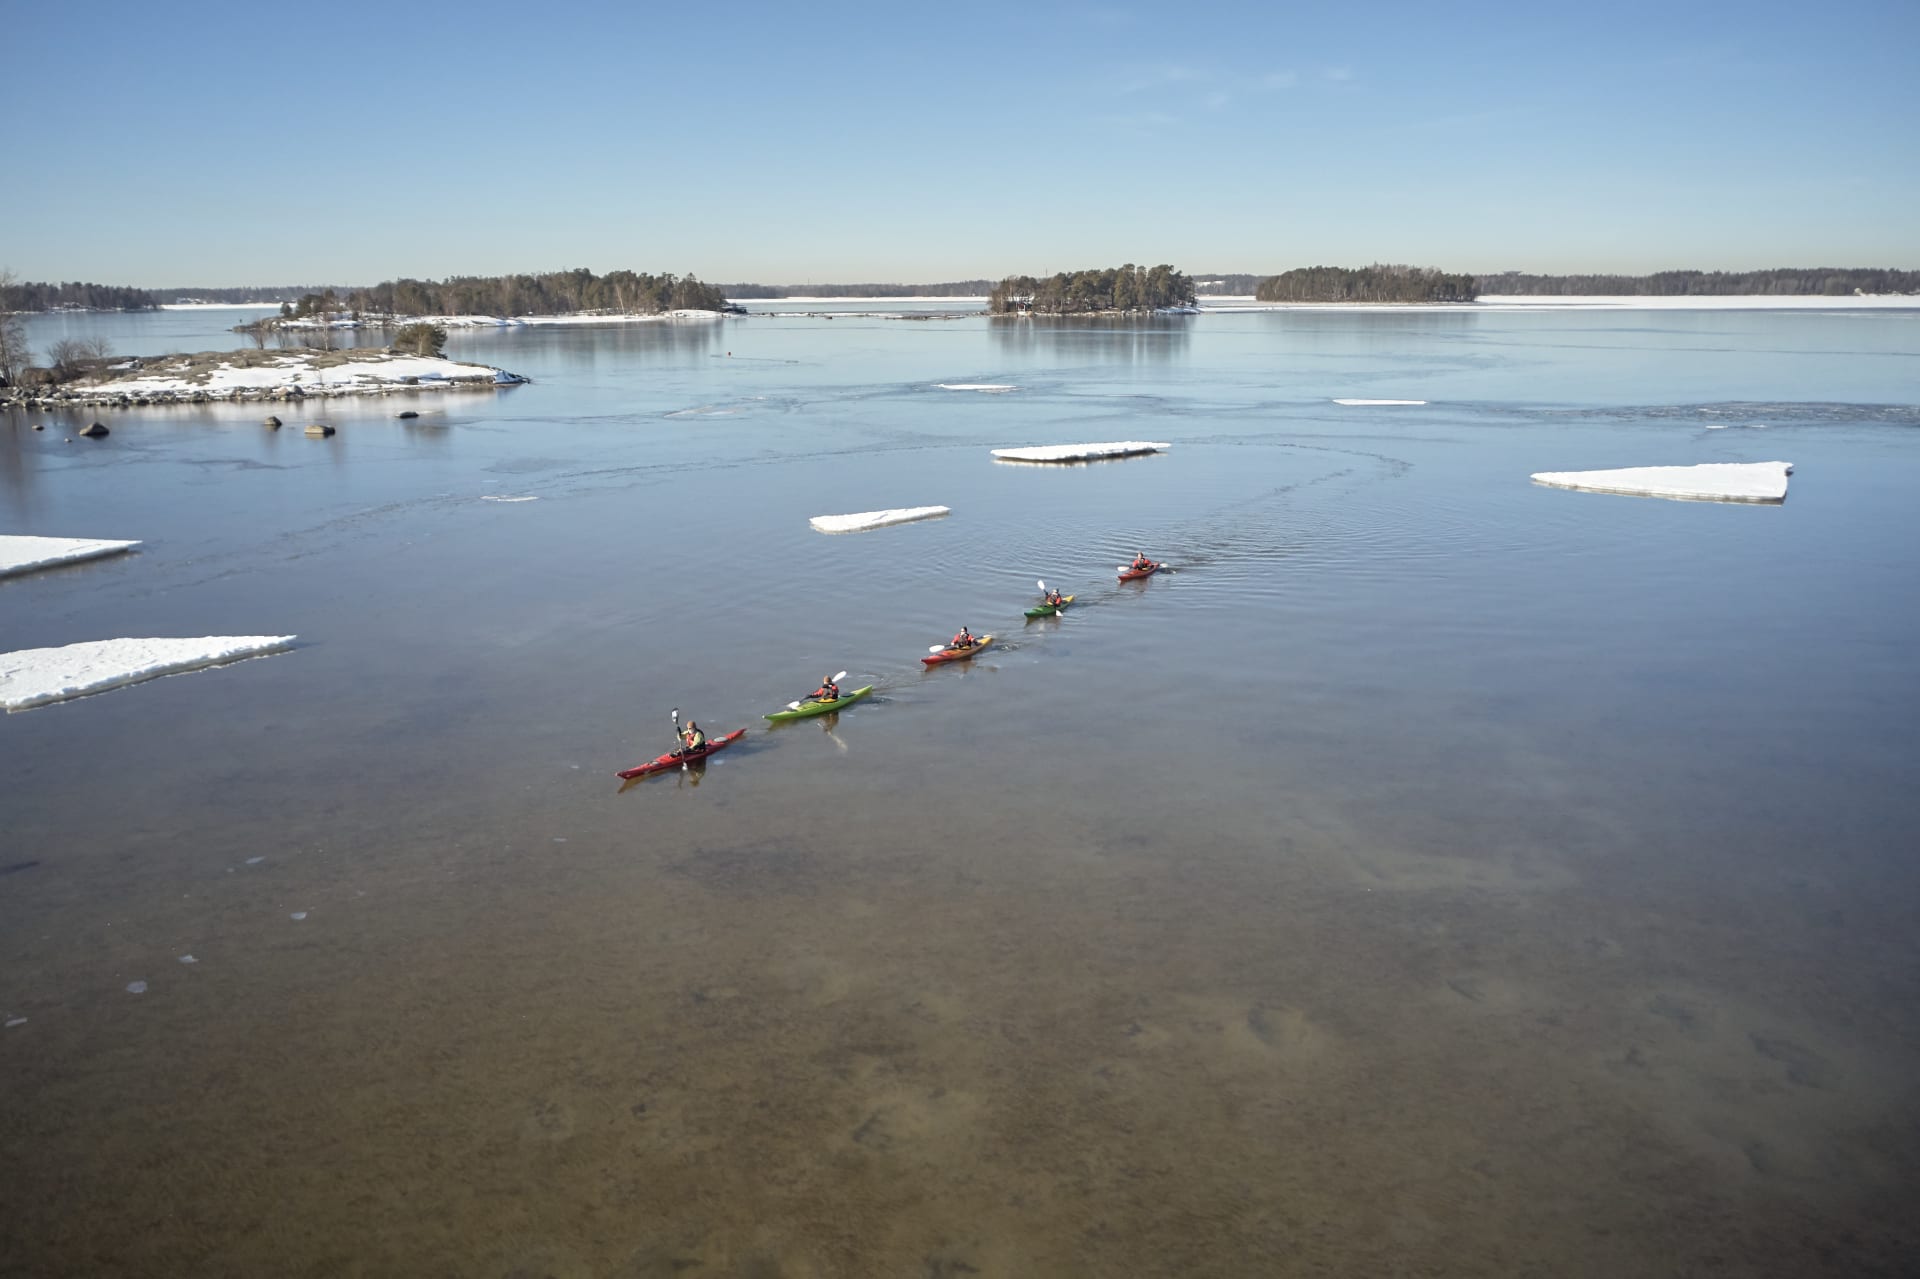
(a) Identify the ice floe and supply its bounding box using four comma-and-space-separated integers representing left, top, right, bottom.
0, 535, 141, 579
1333, 398, 1426, 406
990, 441, 1170, 463
809, 506, 950, 533
936, 383, 1017, 393
479, 495, 539, 503
126, 981, 147, 995
4, 1017, 25, 1028
1, 635, 296, 711
1529, 461, 1793, 503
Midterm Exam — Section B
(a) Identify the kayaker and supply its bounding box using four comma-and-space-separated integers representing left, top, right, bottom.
810, 675, 840, 703
949, 626, 975, 650
1045, 587, 1064, 607
1131, 552, 1154, 572
679, 720, 706, 755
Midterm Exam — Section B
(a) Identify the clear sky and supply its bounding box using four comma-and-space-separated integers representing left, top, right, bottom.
9, 0, 1917, 286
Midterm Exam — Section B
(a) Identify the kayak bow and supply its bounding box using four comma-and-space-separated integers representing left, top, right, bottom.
617, 728, 746, 779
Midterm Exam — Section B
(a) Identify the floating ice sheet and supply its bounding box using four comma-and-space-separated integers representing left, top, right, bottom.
936, 383, 1016, 392
1332, 398, 1426, 406
0, 535, 141, 579
1529, 461, 1793, 503
1, 636, 296, 711
990, 441, 1170, 463
809, 506, 950, 533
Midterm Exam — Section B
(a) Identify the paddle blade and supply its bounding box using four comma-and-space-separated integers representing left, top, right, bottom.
929, 645, 947, 653
786, 701, 802, 711
831, 670, 848, 683
1036, 579, 1046, 592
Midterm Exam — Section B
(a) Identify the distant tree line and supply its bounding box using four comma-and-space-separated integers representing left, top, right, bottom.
0, 278, 157, 312
1193, 273, 1264, 295
988, 264, 1196, 314
340, 269, 728, 317
1474, 267, 1920, 296
164, 285, 354, 304
1256, 265, 1478, 303
719, 281, 997, 298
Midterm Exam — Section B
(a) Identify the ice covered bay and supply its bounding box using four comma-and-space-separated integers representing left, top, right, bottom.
1, 636, 295, 711
0, 535, 141, 579
1529, 461, 1793, 503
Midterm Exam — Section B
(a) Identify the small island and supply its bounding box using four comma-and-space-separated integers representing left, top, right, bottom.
1254, 265, 1479, 303
988, 264, 1197, 314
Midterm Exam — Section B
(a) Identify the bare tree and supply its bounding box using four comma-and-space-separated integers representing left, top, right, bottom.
80, 334, 113, 360
0, 268, 30, 386
47, 336, 90, 379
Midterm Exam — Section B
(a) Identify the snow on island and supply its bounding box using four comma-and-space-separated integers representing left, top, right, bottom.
990, 441, 1171, 463
1333, 398, 1426, 406
809, 506, 950, 534
17, 350, 528, 408
1529, 461, 1793, 503
0, 535, 141, 580
1, 636, 296, 712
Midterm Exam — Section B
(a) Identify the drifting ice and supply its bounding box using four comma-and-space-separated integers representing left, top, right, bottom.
0, 535, 141, 579
935, 383, 1017, 393
990, 441, 1171, 463
1529, 461, 1793, 503
809, 506, 950, 534
1333, 398, 1426, 406
1, 636, 296, 711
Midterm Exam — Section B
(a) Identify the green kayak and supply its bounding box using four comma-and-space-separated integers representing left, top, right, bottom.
764, 685, 874, 722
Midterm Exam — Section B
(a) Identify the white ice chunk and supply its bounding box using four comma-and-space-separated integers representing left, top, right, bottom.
5, 1017, 26, 1028
990, 441, 1170, 462
935, 383, 1017, 392
0, 535, 141, 579
809, 506, 950, 534
1529, 461, 1793, 503
126, 981, 147, 994
1332, 398, 1426, 406
479, 495, 539, 503
1, 635, 296, 712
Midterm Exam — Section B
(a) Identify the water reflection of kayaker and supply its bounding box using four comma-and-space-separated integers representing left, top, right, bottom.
809, 675, 840, 703
949, 626, 975, 650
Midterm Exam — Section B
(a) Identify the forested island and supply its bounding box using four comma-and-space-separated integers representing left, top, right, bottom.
0, 277, 157, 312
1475, 267, 1920, 296
988, 264, 1197, 314
333, 268, 728, 318
1256, 265, 1479, 304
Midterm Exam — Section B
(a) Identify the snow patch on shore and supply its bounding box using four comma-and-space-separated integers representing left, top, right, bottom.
991, 441, 1170, 462
1, 636, 296, 711
0, 535, 141, 579
809, 506, 950, 534
80, 354, 504, 398
1530, 461, 1793, 503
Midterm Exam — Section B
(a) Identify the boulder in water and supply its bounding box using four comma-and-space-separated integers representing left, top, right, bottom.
304, 423, 335, 437
78, 422, 109, 439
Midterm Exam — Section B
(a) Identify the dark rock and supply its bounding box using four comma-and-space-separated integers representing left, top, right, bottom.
32, 423, 45, 431
78, 422, 110, 438
304, 423, 335, 437
396, 410, 419, 419
263, 415, 282, 427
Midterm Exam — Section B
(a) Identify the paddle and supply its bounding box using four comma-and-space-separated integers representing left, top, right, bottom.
671, 708, 685, 770
787, 671, 849, 711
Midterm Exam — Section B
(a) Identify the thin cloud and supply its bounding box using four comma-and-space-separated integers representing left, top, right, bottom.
1323, 67, 1353, 81
1262, 71, 1299, 89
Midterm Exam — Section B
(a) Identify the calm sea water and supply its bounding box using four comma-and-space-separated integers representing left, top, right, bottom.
3, 304, 1918, 1276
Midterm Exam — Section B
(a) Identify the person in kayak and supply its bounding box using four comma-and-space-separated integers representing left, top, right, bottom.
809, 675, 840, 703
679, 720, 707, 756
1044, 587, 1065, 607
1131, 552, 1155, 572
949, 626, 976, 650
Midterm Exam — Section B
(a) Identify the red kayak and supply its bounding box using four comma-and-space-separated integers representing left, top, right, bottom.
1118, 561, 1162, 581
922, 635, 994, 665
617, 729, 745, 779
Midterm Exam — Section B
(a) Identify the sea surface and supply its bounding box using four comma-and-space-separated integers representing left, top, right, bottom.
3, 303, 1919, 1277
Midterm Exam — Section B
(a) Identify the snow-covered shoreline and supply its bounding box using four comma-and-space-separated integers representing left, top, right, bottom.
8, 350, 528, 408
1202, 294, 1920, 313
273, 308, 727, 331
0, 535, 141, 579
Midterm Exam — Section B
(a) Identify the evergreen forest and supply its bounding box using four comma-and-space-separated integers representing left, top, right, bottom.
988, 264, 1196, 314
1255, 265, 1478, 303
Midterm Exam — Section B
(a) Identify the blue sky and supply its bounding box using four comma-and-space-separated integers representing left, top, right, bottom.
10, 0, 1917, 286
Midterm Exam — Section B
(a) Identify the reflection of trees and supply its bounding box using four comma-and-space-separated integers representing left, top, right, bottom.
987, 315, 1191, 364
0, 412, 38, 512
462, 318, 726, 375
